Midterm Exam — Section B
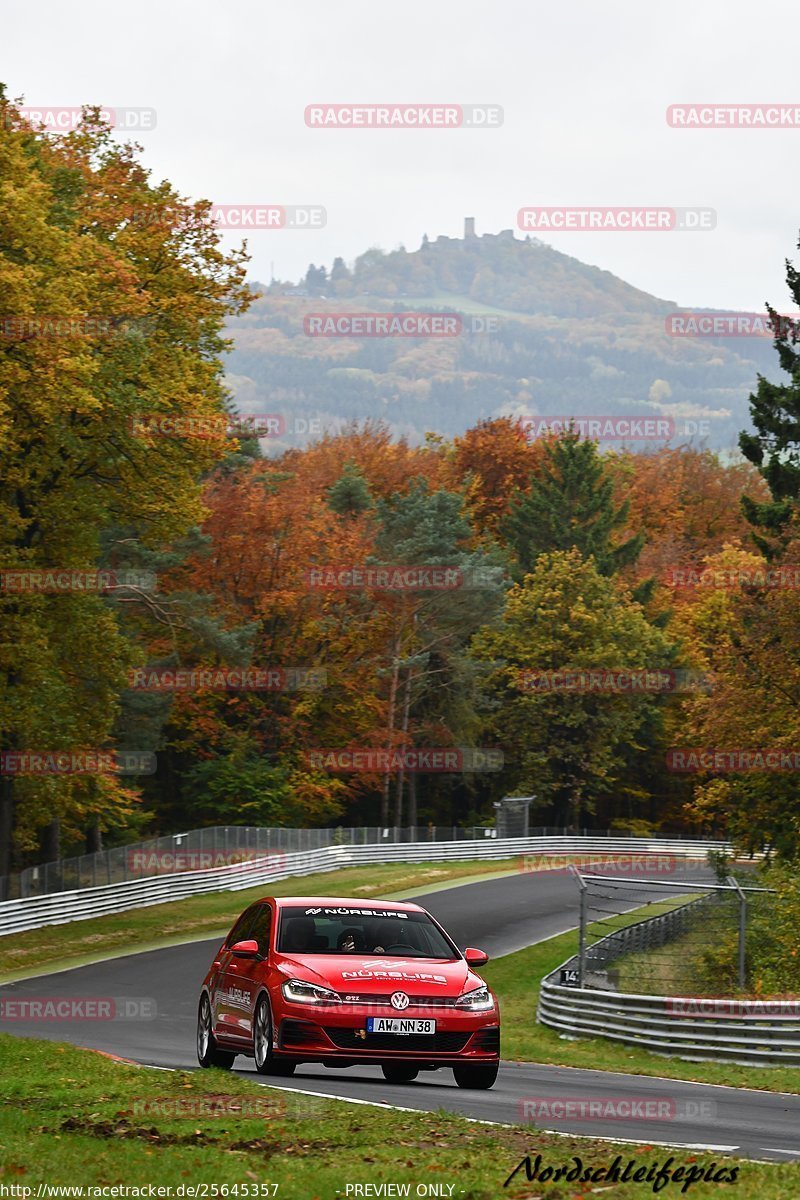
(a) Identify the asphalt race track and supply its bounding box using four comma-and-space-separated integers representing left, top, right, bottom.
3, 868, 800, 1163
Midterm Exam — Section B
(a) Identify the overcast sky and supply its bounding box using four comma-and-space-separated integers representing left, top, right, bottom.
4, 0, 799, 311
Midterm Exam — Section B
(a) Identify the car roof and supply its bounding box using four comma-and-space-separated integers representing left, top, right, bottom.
270, 896, 425, 912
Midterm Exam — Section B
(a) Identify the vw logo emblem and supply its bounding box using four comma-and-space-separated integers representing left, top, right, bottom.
390, 991, 410, 1011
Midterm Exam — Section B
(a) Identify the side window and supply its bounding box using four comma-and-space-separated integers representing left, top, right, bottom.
226, 905, 258, 948
250, 905, 272, 957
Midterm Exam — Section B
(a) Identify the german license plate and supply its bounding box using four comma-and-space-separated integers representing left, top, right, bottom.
366, 1017, 436, 1035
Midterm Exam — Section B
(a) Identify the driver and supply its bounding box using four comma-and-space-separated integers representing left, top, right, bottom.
337, 924, 401, 953
367, 919, 406, 954
361, 920, 384, 953
333, 923, 389, 953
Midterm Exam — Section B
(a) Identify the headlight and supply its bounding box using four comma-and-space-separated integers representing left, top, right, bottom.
282, 979, 341, 1005
455, 985, 494, 1011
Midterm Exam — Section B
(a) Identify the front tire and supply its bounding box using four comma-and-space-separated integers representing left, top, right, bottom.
253, 994, 297, 1076
270, 1060, 297, 1076
453, 1062, 498, 1090
253, 995, 274, 1074
197, 995, 235, 1070
381, 1064, 419, 1084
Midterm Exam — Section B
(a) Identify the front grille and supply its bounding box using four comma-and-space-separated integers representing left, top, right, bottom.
324, 1027, 470, 1053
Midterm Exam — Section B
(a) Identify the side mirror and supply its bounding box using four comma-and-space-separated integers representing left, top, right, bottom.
231, 939, 260, 958
464, 947, 489, 967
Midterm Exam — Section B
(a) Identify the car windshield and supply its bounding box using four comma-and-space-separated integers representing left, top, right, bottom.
277, 905, 459, 958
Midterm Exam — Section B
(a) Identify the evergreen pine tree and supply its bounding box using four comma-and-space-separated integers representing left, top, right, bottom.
501, 429, 644, 576
326, 462, 373, 516
739, 245, 800, 558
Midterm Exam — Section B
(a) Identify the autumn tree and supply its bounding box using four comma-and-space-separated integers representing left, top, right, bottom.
0, 93, 249, 871
371, 481, 506, 826
471, 549, 675, 826
449, 417, 545, 534
608, 447, 768, 583
166, 448, 390, 828
673, 545, 800, 858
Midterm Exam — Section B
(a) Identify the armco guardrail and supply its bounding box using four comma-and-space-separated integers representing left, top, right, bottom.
14, 824, 505, 899
9, 822, 713, 899
537, 896, 800, 1066
0, 835, 730, 937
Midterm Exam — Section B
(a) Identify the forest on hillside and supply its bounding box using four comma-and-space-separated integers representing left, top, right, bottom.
223, 233, 780, 452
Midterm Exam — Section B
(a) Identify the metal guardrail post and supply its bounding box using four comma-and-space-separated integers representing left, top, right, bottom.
727, 874, 748, 991
571, 865, 588, 988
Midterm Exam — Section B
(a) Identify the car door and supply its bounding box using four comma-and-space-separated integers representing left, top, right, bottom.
213, 905, 259, 1040
219, 902, 271, 1042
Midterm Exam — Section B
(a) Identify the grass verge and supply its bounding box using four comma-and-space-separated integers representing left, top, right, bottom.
0, 1033, 795, 1198
0, 860, 519, 981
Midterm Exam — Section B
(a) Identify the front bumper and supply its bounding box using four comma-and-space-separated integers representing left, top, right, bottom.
275, 1005, 500, 1064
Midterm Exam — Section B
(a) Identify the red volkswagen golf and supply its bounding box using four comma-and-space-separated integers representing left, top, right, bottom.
197, 896, 500, 1088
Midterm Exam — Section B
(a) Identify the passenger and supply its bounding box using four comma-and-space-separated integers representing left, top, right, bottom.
337, 927, 366, 952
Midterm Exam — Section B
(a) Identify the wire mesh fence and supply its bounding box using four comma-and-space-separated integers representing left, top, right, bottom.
6, 822, 574, 899
1, 823, 717, 901
572, 871, 771, 995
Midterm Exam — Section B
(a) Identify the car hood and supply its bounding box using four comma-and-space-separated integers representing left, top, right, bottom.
275, 953, 482, 996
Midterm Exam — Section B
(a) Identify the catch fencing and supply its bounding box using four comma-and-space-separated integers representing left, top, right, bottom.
0, 834, 731, 937
579, 892, 713, 976
5, 823, 722, 900
9, 824, 539, 899
537, 876, 797, 1066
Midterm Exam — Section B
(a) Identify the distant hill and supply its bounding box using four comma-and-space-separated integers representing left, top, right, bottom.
225, 224, 781, 452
